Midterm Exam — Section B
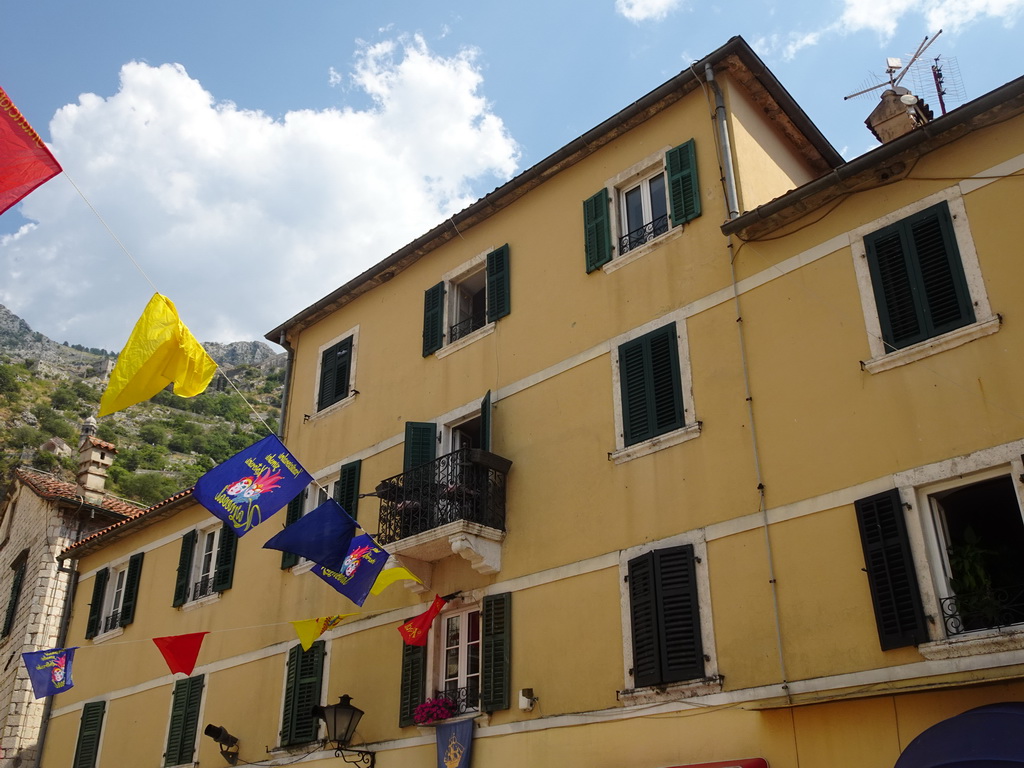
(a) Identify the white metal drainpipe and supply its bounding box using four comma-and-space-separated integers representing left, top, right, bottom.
705, 61, 791, 700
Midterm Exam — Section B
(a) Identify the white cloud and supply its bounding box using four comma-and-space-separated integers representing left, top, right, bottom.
840, 0, 1024, 37
1, 35, 520, 350
615, 0, 683, 22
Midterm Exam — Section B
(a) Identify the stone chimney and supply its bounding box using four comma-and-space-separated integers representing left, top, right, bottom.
77, 417, 116, 499
866, 87, 934, 143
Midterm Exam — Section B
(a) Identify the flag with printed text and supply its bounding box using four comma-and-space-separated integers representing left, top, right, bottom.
0, 85, 62, 215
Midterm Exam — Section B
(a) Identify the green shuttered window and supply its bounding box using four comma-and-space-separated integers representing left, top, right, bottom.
486, 244, 511, 323
172, 526, 237, 606
280, 488, 308, 569
398, 643, 427, 727
73, 700, 106, 768
583, 188, 612, 272
281, 641, 325, 746
864, 201, 974, 351
334, 460, 362, 521
619, 323, 684, 446
481, 592, 511, 712
855, 489, 927, 650
422, 281, 446, 356
85, 567, 110, 639
628, 545, 704, 688
165, 675, 204, 767
404, 422, 437, 471
317, 336, 354, 411
666, 139, 701, 226
119, 552, 145, 626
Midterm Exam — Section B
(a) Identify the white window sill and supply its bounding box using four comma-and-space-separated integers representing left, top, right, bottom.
291, 559, 315, 575
603, 227, 683, 275
610, 422, 701, 465
309, 393, 356, 421
617, 674, 723, 705
919, 625, 1024, 660
181, 592, 221, 612
861, 315, 1001, 374
91, 626, 124, 644
435, 323, 495, 359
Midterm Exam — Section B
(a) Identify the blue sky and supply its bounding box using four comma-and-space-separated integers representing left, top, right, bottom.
1, 0, 1021, 350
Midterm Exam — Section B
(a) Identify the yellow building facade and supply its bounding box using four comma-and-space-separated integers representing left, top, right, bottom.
40, 38, 1024, 768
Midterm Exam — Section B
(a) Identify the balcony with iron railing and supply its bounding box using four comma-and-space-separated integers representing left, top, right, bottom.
619, 213, 670, 256
435, 684, 479, 717
375, 447, 511, 574
102, 610, 121, 633
449, 312, 487, 343
940, 584, 1024, 635
193, 576, 215, 602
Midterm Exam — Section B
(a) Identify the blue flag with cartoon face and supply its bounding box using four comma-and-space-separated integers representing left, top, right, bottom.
312, 533, 388, 606
262, 499, 357, 570
193, 434, 312, 536
23, 647, 77, 699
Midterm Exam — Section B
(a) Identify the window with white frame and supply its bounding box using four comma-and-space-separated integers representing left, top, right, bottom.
85, 552, 144, 640
583, 139, 700, 273
618, 535, 719, 701
852, 190, 999, 373
856, 450, 1024, 652
422, 245, 511, 356
610, 319, 700, 462
172, 523, 236, 607
399, 593, 511, 726
316, 330, 357, 413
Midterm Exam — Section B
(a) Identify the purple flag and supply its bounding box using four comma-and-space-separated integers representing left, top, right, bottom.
22, 647, 77, 699
193, 434, 312, 536
312, 533, 388, 606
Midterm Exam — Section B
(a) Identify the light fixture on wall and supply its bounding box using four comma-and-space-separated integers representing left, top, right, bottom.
203, 724, 239, 765
311, 694, 376, 767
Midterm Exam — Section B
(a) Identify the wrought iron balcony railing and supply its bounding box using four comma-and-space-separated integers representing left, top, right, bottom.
940, 584, 1024, 635
102, 610, 121, 633
192, 576, 214, 601
449, 313, 487, 343
434, 684, 480, 716
376, 447, 512, 546
619, 213, 670, 255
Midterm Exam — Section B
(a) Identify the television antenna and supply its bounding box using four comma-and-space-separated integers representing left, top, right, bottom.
844, 30, 943, 101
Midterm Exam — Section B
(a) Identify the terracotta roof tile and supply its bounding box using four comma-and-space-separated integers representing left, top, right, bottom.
84, 436, 117, 452
15, 468, 146, 518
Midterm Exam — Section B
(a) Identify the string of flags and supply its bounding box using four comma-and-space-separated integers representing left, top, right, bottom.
4, 84, 453, 702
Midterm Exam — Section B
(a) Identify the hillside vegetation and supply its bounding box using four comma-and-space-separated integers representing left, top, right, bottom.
0, 305, 286, 506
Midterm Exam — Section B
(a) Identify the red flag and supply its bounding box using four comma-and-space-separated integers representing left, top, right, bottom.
153, 632, 209, 676
398, 594, 447, 646
0, 86, 62, 215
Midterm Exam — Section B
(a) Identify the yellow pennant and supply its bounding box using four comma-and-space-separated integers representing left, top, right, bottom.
290, 614, 358, 651
99, 294, 217, 417
371, 565, 423, 596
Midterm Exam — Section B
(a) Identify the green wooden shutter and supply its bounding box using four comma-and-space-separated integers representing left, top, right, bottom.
479, 390, 492, 453
481, 592, 511, 712
404, 422, 437, 471
280, 489, 307, 569
212, 523, 237, 592
2, 558, 26, 638
334, 460, 362, 521
855, 489, 927, 650
619, 323, 684, 446
85, 567, 109, 640
583, 188, 612, 272
422, 281, 445, 356
865, 202, 974, 351
666, 139, 701, 225
72, 700, 106, 768
317, 336, 353, 411
281, 641, 325, 746
628, 545, 704, 688
165, 675, 204, 767
119, 553, 145, 627
485, 244, 511, 322
398, 642, 426, 727
172, 531, 196, 607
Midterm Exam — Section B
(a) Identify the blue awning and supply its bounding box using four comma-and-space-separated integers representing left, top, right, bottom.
895, 701, 1024, 767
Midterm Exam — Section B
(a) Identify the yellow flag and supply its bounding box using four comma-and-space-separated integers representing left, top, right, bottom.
371, 565, 423, 596
290, 614, 357, 651
99, 294, 217, 417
